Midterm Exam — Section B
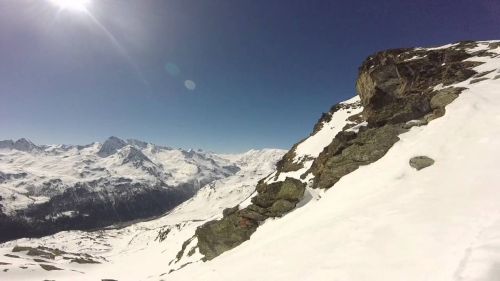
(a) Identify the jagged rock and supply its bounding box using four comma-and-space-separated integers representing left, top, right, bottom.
195, 212, 258, 261
252, 178, 306, 208
310, 125, 406, 189
196, 178, 305, 260
275, 146, 304, 173
356, 42, 484, 126
97, 136, 127, 157
409, 156, 435, 170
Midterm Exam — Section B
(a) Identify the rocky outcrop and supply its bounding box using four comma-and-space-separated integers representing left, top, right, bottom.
307, 41, 497, 189
355, 41, 486, 126
310, 124, 406, 189
189, 41, 498, 261
196, 178, 305, 260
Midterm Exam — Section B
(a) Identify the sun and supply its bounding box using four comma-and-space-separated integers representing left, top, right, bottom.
48, 0, 91, 12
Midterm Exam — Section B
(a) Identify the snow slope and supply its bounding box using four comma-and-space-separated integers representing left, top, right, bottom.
160, 41, 500, 281
0, 149, 285, 280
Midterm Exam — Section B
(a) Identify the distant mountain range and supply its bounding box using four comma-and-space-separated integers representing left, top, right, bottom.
0, 136, 285, 242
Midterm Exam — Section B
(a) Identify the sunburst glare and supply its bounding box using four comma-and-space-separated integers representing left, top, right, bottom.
48, 0, 91, 12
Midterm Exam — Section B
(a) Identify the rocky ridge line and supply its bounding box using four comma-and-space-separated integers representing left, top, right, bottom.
190, 40, 499, 261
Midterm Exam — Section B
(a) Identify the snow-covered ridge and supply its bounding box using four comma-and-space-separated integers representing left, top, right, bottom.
0, 136, 284, 242
0, 148, 286, 280
0, 137, 237, 214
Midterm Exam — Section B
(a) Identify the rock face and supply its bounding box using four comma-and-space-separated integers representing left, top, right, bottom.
97, 136, 127, 157
409, 156, 435, 170
196, 178, 305, 260
310, 124, 406, 189
190, 41, 499, 261
355, 41, 485, 126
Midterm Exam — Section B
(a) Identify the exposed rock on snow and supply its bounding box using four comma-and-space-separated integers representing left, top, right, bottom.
187, 40, 500, 261
195, 177, 306, 260
409, 156, 435, 170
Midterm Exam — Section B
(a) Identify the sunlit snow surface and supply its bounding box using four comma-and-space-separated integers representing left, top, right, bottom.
2, 41, 500, 280
0, 149, 285, 280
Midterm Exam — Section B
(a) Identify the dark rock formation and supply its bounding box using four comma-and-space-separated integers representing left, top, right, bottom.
310, 124, 406, 189
196, 178, 305, 260
355, 41, 487, 126
409, 156, 435, 170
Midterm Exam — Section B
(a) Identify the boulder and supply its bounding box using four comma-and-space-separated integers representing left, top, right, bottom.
409, 156, 435, 170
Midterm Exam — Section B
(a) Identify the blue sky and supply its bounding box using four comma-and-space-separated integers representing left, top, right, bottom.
1, 0, 499, 152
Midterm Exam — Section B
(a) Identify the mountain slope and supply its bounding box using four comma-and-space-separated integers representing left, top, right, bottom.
165, 40, 500, 281
0, 137, 250, 242
0, 149, 285, 280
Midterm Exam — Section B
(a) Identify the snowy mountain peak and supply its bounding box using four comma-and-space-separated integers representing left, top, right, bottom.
97, 136, 127, 157
0, 138, 39, 152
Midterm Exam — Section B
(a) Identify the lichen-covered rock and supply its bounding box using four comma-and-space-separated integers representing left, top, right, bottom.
310, 125, 406, 189
267, 199, 296, 217
409, 156, 435, 170
252, 178, 305, 207
355, 41, 485, 126
195, 212, 258, 261
196, 178, 305, 260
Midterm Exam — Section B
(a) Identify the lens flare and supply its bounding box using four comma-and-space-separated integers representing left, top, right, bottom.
48, 0, 91, 12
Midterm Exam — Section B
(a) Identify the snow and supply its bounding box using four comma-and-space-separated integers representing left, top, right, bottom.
0, 149, 285, 281
0, 141, 247, 214
164, 43, 500, 281
2, 42, 500, 281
